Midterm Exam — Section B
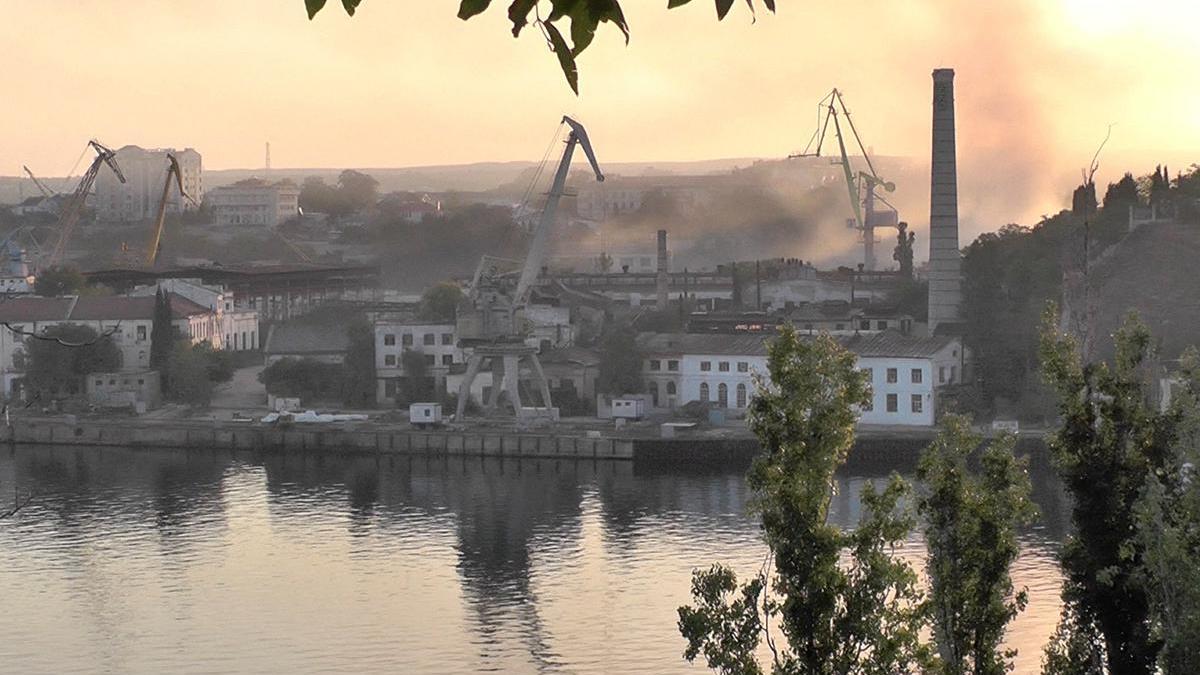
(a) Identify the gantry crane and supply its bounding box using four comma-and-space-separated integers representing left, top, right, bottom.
455, 116, 604, 420
794, 89, 898, 271
47, 140, 126, 269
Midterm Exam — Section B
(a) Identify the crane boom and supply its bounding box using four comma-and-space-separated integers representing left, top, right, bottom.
22, 166, 57, 198
512, 116, 604, 308
47, 140, 126, 269
145, 154, 191, 266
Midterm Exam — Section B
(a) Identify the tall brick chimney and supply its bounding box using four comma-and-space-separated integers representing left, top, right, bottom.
656, 229, 669, 310
928, 68, 962, 334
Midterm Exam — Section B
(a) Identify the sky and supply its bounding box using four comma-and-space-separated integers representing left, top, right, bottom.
2, 0, 1198, 232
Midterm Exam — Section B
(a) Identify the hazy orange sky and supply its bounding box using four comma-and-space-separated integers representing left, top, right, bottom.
2, 0, 1198, 228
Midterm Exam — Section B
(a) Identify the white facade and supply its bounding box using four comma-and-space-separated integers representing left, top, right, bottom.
522, 304, 574, 351
95, 146, 202, 221
128, 279, 259, 351
374, 320, 462, 403
207, 179, 300, 227
638, 332, 964, 427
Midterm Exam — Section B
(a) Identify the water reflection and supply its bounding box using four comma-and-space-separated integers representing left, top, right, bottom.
0, 445, 1067, 674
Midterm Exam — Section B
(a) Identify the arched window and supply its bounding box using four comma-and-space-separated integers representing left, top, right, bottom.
699, 382, 710, 402
718, 383, 728, 408
666, 381, 677, 396
736, 383, 747, 408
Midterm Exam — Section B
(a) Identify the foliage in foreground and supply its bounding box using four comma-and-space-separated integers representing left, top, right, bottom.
678, 328, 932, 674
1038, 308, 1173, 674
22, 324, 122, 399
917, 415, 1036, 675
305, 0, 774, 93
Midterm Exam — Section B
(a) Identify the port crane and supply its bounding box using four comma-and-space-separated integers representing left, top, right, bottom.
144, 154, 199, 267
455, 116, 604, 420
47, 140, 126, 269
794, 89, 898, 271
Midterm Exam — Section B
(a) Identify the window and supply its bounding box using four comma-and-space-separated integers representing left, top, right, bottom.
649, 359, 661, 371
718, 383, 728, 407
251, 331, 255, 348
912, 394, 923, 413
860, 320, 870, 330
862, 368, 873, 381
402, 333, 413, 346
736, 383, 747, 408
650, 382, 659, 407
442, 354, 453, 365
939, 366, 946, 384
911, 368, 923, 384
442, 333, 453, 345
136, 325, 147, 341
666, 381, 676, 396
700, 382, 710, 402
137, 379, 144, 385
719, 361, 730, 372
700, 361, 712, 372
877, 320, 888, 330
385, 380, 397, 397
385, 354, 396, 366
425, 355, 435, 365
423, 333, 436, 346
384, 334, 395, 346
835, 323, 845, 330
667, 360, 679, 371
804, 323, 814, 330
886, 393, 898, 413
886, 368, 898, 383
95, 379, 102, 386
737, 361, 749, 373
950, 365, 957, 383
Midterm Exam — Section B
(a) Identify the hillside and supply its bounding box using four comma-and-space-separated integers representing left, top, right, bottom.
1093, 220, 1200, 360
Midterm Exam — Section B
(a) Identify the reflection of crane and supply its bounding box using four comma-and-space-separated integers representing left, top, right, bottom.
22, 166, 58, 198
794, 89, 898, 270
47, 140, 125, 269
145, 154, 198, 267
455, 116, 604, 420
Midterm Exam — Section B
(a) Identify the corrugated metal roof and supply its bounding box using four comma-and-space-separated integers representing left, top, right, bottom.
0, 294, 210, 323
0, 297, 74, 322
263, 322, 349, 356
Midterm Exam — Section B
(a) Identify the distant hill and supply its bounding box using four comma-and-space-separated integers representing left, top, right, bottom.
1092, 220, 1200, 360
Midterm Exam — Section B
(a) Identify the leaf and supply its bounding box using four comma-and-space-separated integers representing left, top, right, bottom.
543, 20, 579, 95
716, 0, 735, 20
458, 0, 492, 20
305, 0, 328, 20
507, 0, 537, 36
667, 0, 694, 7
341, 0, 362, 16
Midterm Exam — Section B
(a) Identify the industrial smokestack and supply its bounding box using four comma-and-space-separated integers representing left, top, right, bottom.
927, 68, 962, 334
656, 229, 669, 311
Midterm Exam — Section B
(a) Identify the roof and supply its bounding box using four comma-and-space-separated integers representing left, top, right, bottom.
539, 345, 601, 367
0, 293, 210, 323
637, 330, 957, 360
263, 322, 350, 356
0, 297, 74, 322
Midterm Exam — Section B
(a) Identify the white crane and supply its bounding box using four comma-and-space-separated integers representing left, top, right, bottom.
455, 116, 604, 420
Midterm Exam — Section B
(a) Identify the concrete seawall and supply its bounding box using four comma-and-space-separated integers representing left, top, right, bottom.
7, 418, 635, 461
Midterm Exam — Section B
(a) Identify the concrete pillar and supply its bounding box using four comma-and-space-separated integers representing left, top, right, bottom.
928, 68, 962, 334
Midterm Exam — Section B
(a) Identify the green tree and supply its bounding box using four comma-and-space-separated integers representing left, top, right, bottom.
298, 176, 346, 216
596, 325, 643, 395
342, 317, 376, 407
149, 288, 174, 373
33, 265, 86, 297
1102, 173, 1139, 211
305, 0, 774, 93
259, 357, 346, 404
1039, 307, 1171, 674
23, 324, 122, 399
164, 342, 215, 406
418, 282, 465, 323
917, 415, 1037, 675
191, 341, 235, 384
399, 348, 433, 403
337, 169, 379, 213
678, 328, 932, 675
1132, 346, 1200, 674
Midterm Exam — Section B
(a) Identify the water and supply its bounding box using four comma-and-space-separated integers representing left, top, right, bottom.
0, 446, 1068, 674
